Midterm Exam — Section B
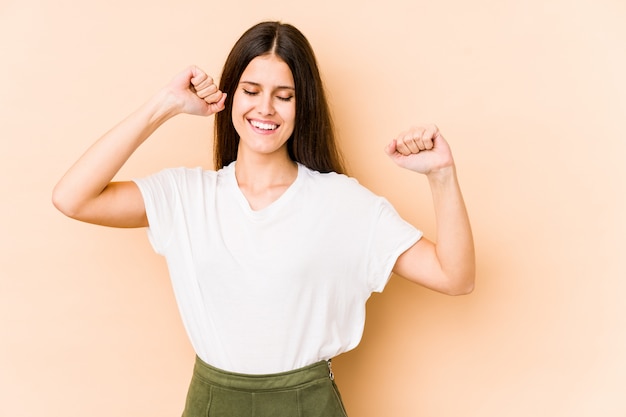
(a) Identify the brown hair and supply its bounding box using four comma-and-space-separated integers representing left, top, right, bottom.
214, 21, 345, 174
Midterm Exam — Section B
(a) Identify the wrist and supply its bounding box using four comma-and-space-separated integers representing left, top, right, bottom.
144, 88, 184, 126
426, 164, 457, 185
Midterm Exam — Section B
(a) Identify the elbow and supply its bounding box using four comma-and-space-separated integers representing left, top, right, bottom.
444, 257, 476, 296
444, 271, 475, 296
51, 185, 81, 219
447, 281, 475, 296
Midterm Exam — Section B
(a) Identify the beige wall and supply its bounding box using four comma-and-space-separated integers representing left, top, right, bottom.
2, 0, 625, 416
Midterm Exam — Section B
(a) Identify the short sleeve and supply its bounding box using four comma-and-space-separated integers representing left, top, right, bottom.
367, 197, 422, 293
132, 168, 190, 254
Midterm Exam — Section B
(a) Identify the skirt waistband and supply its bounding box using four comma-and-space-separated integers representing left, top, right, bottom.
192, 356, 333, 391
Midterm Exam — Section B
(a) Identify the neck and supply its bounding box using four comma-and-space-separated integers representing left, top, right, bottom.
233, 151, 298, 211
234, 151, 298, 190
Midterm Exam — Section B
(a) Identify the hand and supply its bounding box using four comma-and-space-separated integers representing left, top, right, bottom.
385, 124, 455, 175
164, 66, 227, 117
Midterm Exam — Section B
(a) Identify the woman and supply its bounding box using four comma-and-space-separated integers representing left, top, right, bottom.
53, 21, 474, 417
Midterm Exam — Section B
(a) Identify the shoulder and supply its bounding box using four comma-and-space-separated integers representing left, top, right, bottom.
134, 166, 223, 195
301, 164, 356, 187
144, 166, 220, 182
299, 165, 382, 204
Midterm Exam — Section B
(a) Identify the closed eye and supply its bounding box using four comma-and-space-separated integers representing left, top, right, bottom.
241, 85, 294, 102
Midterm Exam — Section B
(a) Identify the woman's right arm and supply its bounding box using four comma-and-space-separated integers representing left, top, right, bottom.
52, 66, 226, 228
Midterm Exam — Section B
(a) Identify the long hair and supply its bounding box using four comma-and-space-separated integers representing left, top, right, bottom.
214, 21, 345, 174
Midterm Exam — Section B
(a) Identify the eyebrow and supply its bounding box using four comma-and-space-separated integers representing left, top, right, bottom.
239, 80, 295, 91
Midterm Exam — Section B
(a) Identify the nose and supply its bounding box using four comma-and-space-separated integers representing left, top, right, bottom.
257, 94, 275, 116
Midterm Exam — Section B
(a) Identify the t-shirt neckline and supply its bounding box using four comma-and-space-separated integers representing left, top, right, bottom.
227, 161, 304, 218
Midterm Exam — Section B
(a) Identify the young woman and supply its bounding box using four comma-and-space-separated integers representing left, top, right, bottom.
53, 21, 474, 417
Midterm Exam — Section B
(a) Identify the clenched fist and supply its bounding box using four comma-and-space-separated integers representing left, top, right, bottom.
164, 66, 227, 117
385, 124, 455, 175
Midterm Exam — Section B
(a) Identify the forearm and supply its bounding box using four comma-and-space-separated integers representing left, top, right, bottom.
427, 165, 476, 293
52, 90, 178, 216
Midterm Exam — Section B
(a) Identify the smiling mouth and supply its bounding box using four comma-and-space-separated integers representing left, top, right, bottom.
249, 120, 279, 131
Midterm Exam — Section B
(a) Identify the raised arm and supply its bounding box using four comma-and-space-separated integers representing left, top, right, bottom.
52, 66, 226, 228
385, 124, 475, 295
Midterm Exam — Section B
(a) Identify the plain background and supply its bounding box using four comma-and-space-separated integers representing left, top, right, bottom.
1, 0, 625, 416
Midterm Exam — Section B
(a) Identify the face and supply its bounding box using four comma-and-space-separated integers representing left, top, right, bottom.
231, 54, 296, 160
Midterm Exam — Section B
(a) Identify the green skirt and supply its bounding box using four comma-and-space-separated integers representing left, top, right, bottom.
181, 356, 348, 417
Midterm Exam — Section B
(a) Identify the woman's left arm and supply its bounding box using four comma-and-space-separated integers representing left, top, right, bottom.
385, 124, 475, 295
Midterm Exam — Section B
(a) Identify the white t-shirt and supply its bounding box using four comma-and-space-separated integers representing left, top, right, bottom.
134, 162, 421, 374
